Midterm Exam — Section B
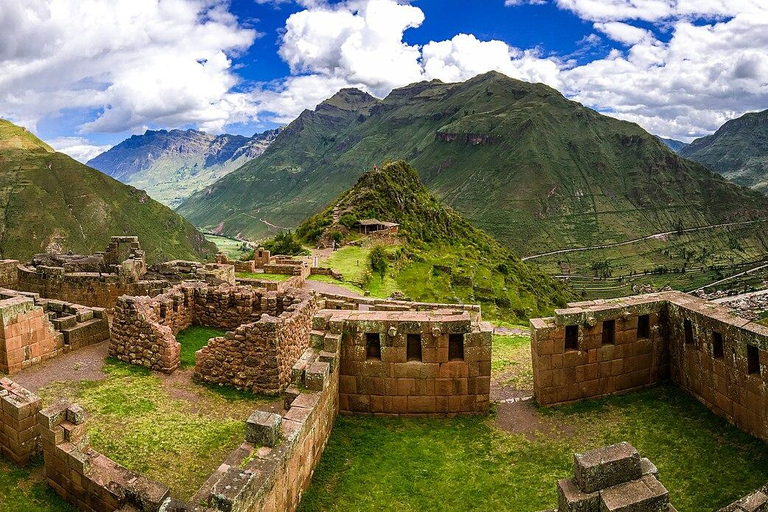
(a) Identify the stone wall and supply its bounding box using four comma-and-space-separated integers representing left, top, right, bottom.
194, 290, 319, 394
193, 346, 339, 512
0, 378, 41, 466
38, 399, 172, 512
530, 291, 768, 444
318, 308, 492, 415
0, 260, 19, 288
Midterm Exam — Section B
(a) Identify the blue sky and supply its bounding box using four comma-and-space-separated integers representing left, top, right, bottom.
1, 0, 766, 161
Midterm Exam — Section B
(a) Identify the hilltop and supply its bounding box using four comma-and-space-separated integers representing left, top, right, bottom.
0, 119, 216, 263
297, 160, 569, 320
178, 72, 768, 258
681, 109, 768, 194
87, 128, 279, 207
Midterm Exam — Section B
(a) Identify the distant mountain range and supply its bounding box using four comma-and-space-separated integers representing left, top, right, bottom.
176, 71, 768, 256
0, 119, 216, 263
87, 128, 280, 207
657, 137, 688, 153
681, 109, 768, 194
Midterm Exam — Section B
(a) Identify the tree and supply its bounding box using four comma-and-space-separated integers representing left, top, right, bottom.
368, 245, 388, 278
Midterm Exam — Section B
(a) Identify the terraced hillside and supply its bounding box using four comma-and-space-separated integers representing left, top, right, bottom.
297, 160, 569, 321
178, 72, 768, 259
0, 119, 216, 263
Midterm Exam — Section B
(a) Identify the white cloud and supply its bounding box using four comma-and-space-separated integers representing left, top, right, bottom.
48, 137, 112, 163
593, 21, 654, 45
554, 0, 766, 22
0, 0, 260, 134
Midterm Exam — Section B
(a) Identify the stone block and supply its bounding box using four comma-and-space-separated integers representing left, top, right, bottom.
599, 475, 669, 512
305, 362, 330, 391
245, 410, 282, 447
558, 478, 599, 512
732, 490, 768, 512
574, 442, 642, 494
640, 457, 658, 480
66, 404, 85, 425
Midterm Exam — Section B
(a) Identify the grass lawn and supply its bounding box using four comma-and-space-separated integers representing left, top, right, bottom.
0, 457, 75, 512
307, 274, 366, 295
318, 246, 400, 298
36, 359, 271, 500
236, 272, 291, 281
492, 334, 533, 390
205, 234, 250, 260
176, 326, 227, 368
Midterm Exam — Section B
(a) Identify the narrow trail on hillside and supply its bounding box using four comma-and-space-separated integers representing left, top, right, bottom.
521, 218, 768, 261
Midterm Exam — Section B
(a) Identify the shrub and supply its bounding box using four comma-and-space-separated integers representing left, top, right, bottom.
263, 231, 307, 256
368, 245, 388, 278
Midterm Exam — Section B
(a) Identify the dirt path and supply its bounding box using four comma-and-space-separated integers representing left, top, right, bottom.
521, 218, 768, 261
12, 341, 109, 392
303, 278, 362, 298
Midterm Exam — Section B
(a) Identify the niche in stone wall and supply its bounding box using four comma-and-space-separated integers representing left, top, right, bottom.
565, 325, 578, 351
407, 334, 422, 362
684, 319, 694, 345
602, 320, 615, 346
747, 344, 760, 375
637, 314, 650, 339
712, 331, 724, 359
449, 334, 464, 361
366, 333, 381, 360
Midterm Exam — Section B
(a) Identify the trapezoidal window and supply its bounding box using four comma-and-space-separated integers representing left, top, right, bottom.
366, 333, 381, 360
747, 344, 761, 375
637, 314, 650, 339
565, 325, 579, 351
449, 334, 464, 361
602, 320, 616, 345
407, 334, 422, 361
712, 331, 724, 359
684, 320, 694, 345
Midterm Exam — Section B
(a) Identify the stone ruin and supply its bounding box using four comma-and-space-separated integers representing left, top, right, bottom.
544, 442, 672, 512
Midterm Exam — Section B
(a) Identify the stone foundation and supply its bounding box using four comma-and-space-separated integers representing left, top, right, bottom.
0, 378, 42, 466
531, 291, 768, 444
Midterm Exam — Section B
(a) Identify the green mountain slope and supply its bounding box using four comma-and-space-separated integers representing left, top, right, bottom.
680, 110, 768, 194
0, 119, 216, 263
87, 128, 279, 207
178, 72, 768, 257
297, 161, 568, 320
657, 137, 688, 153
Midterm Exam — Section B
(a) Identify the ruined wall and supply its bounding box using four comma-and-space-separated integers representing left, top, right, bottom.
531, 296, 668, 406
0, 260, 18, 288
0, 378, 41, 466
323, 309, 492, 415
531, 291, 768, 445
193, 346, 339, 512
194, 291, 319, 394
38, 400, 172, 512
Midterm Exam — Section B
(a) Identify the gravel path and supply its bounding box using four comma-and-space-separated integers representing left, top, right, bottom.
12, 341, 109, 392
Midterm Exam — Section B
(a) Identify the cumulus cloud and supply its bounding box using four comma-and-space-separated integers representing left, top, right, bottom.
0, 0, 260, 135
593, 21, 654, 45
48, 137, 112, 163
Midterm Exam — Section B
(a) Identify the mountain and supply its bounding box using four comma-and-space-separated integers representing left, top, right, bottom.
680, 110, 768, 194
297, 160, 568, 320
87, 128, 280, 207
0, 119, 216, 263
178, 72, 768, 256
657, 137, 688, 153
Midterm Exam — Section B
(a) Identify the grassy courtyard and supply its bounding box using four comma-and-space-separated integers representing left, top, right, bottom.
176, 326, 228, 368
236, 272, 291, 281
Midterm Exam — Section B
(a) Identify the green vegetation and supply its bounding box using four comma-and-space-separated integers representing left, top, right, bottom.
368, 245, 388, 278
0, 457, 75, 512
492, 334, 533, 390
177, 72, 768, 267
301, 161, 568, 321
681, 109, 768, 194
205, 234, 252, 260
36, 359, 269, 500
262, 230, 308, 256
314, 245, 400, 298
87, 128, 279, 208
0, 119, 216, 263
176, 326, 227, 368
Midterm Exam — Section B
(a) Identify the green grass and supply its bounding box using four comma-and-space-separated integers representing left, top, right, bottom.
36, 359, 270, 500
0, 456, 76, 512
176, 326, 227, 368
205, 234, 251, 260
492, 334, 533, 390
300, 385, 768, 512
236, 272, 291, 281
307, 274, 366, 295
318, 246, 400, 298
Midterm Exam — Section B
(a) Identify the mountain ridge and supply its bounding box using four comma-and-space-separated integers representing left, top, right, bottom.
0, 119, 216, 263
87, 127, 280, 207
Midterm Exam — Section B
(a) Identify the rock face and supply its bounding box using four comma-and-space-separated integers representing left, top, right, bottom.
681, 109, 768, 194
87, 128, 280, 207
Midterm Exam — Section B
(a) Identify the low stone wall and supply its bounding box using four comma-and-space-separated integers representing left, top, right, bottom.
530, 291, 768, 444
236, 274, 306, 293
719, 483, 768, 511
309, 267, 343, 280
193, 346, 339, 512
317, 308, 492, 415
38, 399, 172, 512
0, 378, 41, 466
194, 291, 319, 394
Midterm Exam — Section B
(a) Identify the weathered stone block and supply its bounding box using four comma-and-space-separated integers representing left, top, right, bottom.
558, 477, 599, 512
245, 410, 282, 447
305, 361, 330, 391
599, 474, 669, 512
574, 442, 642, 494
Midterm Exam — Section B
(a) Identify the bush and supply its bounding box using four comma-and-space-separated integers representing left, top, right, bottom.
263, 231, 307, 256
339, 213, 358, 229
331, 231, 344, 245
368, 245, 388, 278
